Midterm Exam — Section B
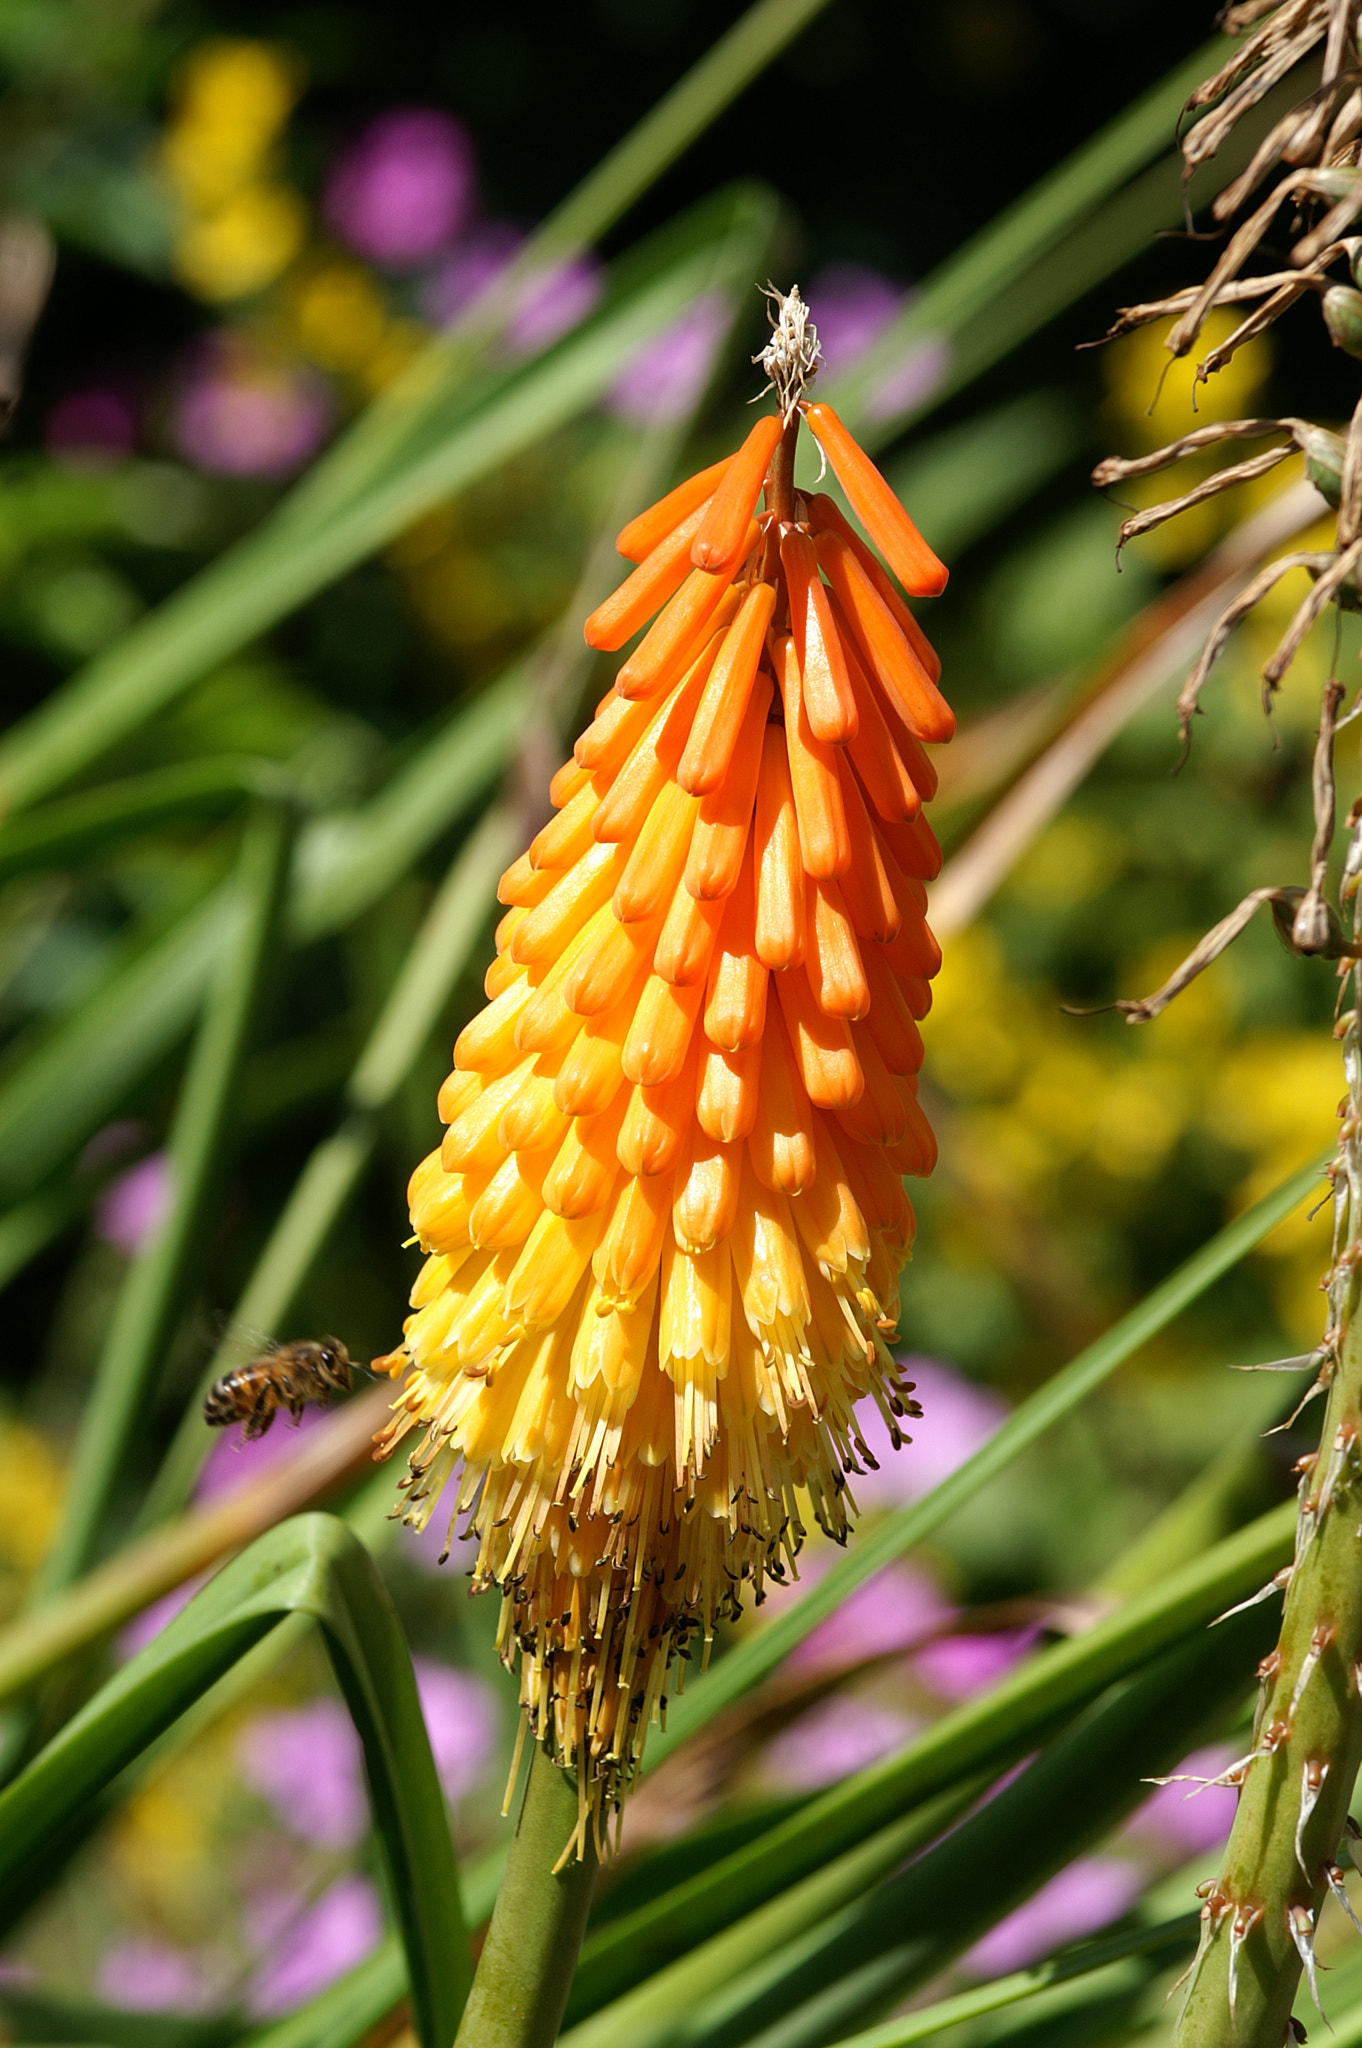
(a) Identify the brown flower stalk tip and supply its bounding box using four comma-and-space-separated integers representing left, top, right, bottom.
373, 286, 952, 1854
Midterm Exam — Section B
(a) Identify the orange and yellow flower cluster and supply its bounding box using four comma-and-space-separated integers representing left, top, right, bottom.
376, 327, 952, 1842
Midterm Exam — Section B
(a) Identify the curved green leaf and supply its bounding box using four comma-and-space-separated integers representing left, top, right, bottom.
569, 1495, 1293, 2018
0, 1513, 468, 2048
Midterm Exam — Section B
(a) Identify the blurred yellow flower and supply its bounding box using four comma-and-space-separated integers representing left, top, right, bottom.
0, 1420, 62, 1573
286, 263, 390, 374
161, 40, 306, 303
175, 186, 307, 304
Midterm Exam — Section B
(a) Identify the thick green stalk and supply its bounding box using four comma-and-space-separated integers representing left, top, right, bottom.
455, 1745, 598, 2048
36, 800, 295, 1596
1175, 971, 1362, 2043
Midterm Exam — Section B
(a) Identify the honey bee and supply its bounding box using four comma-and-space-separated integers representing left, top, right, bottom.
203, 1337, 353, 1440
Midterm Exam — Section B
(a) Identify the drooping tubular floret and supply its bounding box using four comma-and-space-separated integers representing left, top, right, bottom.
375, 311, 951, 1851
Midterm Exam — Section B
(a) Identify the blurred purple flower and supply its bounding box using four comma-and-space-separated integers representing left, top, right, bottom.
175, 340, 331, 477
47, 388, 137, 464
789, 1562, 953, 1676
249, 1874, 382, 2016
422, 229, 602, 358
913, 1626, 1041, 1701
422, 221, 524, 324
116, 1573, 207, 1661
852, 1359, 1006, 1508
238, 1697, 366, 1849
805, 263, 904, 373
1125, 1744, 1238, 1860
95, 1151, 170, 1255
325, 110, 474, 268
964, 1857, 1142, 1977
97, 1938, 213, 2013
607, 293, 728, 425
863, 335, 952, 427
506, 253, 602, 357
764, 1696, 919, 1792
414, 1658, 498, 1803
196, 1400, 327, 1503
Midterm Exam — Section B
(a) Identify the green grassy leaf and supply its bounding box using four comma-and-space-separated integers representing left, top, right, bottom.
569, 1495, 1293, 2017
36, 801, 295, 1598
0, 185, 774, 814
566, 1612, 1269, 2048
827, 38, 1227, 438
0, 757, 274, 883
140, 803, 518, 1525
0, 1513, 469, 2048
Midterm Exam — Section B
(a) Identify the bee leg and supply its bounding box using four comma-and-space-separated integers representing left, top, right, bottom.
247, 1392, 276, 1440
288, 1398, 306, 1427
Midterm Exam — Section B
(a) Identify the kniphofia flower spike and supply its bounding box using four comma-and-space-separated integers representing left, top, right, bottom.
375, 288, 951, 1855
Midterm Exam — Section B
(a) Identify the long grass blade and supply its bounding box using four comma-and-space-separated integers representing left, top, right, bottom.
0, 188, 772, 813
0, 1512, 469, 2048
568, 1611, 1269, 2048
569, 1495, 1294, 2016
289, 0, 830, 527
140, 803, 517, 1526
828, 38, 1228, 437
0, 756, 273, 883
35, 801, 296, 1599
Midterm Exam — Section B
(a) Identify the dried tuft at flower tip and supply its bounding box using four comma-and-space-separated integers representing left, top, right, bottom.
374, 359, 951, 1845
755, 282, 821, 421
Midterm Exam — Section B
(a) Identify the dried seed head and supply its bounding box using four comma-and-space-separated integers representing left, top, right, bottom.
754, 283, 821, 422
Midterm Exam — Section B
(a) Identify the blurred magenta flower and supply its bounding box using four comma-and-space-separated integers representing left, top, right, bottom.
963, 1856, 1142, 1977
1125, 1743, 1238, 1859
95, 1151, 170, 1255
421, 221, 522, 322
325, 109, 474, 268
789, 1561, 954, 1675
97, 1938, 214, 2012
237, 1697, 366, 1849
804, 263, 904, 373
852, 1358, 1006, 1507
505, 253, 602, 357
47, 388, 137, 464
413, 1658, 499, 1803
423, 228, 602, 357
913, 1625, 1041, 1701
116, 1573, 207, 1661
248, 1874, 382, 2016
764, 1696, 919, 1792
175, 338, 331, 475
607, 293, 728, 424
196, 1398, 327, 1501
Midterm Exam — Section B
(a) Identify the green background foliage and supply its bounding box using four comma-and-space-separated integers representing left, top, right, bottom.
0, 3, 1355, 2044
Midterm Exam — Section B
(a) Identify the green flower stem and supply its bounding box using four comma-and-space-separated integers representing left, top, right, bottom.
455, 1745, 598, 2048
1175, 1171, 1362, 2034
37, 800, 295, 1599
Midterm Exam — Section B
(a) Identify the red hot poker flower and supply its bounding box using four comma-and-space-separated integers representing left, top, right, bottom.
375, 286, 949, 1855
